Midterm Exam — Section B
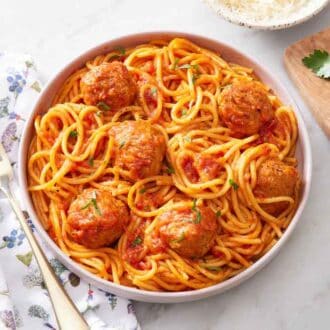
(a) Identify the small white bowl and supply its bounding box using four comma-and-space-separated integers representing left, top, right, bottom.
203, 0, 330, 30
18, 31, 312, 303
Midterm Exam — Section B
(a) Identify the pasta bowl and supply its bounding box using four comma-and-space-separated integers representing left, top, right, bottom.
18, 31, 312, 303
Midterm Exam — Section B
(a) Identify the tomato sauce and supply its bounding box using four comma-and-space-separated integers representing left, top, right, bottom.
181, 156, 199, 183
197, 155, 221, 179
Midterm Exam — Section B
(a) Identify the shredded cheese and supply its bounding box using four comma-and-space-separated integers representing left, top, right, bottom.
214, 0, 309, 22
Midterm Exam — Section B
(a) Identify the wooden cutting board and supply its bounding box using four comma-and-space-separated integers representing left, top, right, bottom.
284, 28, 330, 137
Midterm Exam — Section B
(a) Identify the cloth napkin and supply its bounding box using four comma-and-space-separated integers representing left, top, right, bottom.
0, 53, 140, 330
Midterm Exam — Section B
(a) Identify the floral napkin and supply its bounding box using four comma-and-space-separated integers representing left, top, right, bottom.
0, 53, 140, 330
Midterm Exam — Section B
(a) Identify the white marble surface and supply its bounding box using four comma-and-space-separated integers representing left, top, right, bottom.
1, 0, 330, 329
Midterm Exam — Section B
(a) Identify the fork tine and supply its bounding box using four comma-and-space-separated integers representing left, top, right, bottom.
0, 143, 14, 180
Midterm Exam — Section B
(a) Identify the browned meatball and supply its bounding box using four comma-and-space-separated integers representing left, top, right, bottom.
254, 159, 299, 216
157, 206, 218, 258
81, 61, 137, 110
219, 81, 274, 137
67, 189, 129, 248
110, 120, 166, 181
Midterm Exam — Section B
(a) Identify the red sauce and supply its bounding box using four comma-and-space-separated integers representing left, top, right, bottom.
148, 236, 167, 254
255, 118, 277, 145
43, 132, 55, 144
94, 136, 106, 157
85, 113, 95, 127
48, 226, 57, 243
211, 247, 223, 258
214, 151, 224, 158
181, 156, 199, 183
145, 89, 157, 111
143, 61, 155, 75
124, 243, 144, 269
197, 155, 221, 179
58, 200, 70, 211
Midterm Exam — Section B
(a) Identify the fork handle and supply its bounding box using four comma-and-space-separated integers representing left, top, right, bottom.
1, 188, 89, 330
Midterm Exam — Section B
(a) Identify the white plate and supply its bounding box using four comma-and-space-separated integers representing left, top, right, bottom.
18, 31, 312, 303
203, 0, 330, 30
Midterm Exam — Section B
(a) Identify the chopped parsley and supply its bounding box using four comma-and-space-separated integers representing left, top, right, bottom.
192, 199, 202, 224
97, 102, 111, 111
302, 49, 330, 79
69, 130, 78, 138
109, 47, 126, 60
229, 178, 239, 191
81, 201, 92, 210
114, 46, 126, 55
192, 73, 200, 84
215, 210, 221, 218
165, 165, 175, 174
181, 109, 187, 116
184, 136, 192, 143
151, 87, 157, 95
139, 187, 146, 194
171, 58, 179, 70
109, 54, 121, 60
119, 140, 126, 149
172, 232, 185, 244
131, 236, 142, 247
91, 198, 102, 215
88, 157, 94, 167
81, 192, 102, 215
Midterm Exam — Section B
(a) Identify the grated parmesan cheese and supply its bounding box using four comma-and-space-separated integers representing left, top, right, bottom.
215, 0, 309, 22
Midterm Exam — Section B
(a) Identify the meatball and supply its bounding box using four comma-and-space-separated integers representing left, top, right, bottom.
67, 189, 129, 248
219, 81, 274, 137
254, 159, 299, 216
157, 206, 218, 258
81, 61, 137, 110
110, 120, 166, 181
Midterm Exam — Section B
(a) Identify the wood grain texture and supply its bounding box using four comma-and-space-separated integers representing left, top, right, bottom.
284, 28, 330, 138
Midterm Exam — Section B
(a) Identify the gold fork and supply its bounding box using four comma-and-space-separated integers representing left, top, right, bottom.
0, 143, 89, 330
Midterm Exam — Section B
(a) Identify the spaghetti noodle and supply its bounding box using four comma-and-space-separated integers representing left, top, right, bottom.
28, 38, 300, 291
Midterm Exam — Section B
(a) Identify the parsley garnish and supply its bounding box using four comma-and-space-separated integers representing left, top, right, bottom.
88, 157, 94, 167
184, 136, 192, 143
302, 49, 330, 79
192, 73, 200, 84
229, 179, 239, 191
119, 140, 126, 149
181, 109, 187, 116
139, 187, 146, 194
81, 201, 92, 210
215, 210, 221, 218
109, 54, 121, 60
172, 232, 185, 244
81, 192, 102, 215
151, 87, 157, 95
131, 236, 142, 247
192, 199, 202, 224
69, 130, 78, 138
97, 102, 111, 111
91, 198, 102, 215
114, 46, 126, 55
171, 58, 179, 70
166, 166, 175, 174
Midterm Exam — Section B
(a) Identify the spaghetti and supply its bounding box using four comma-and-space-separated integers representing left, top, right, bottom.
28, 38, 300, 291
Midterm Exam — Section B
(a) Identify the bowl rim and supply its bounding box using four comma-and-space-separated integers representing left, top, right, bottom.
18, 31, 312, 303
202, 0, 330, 30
